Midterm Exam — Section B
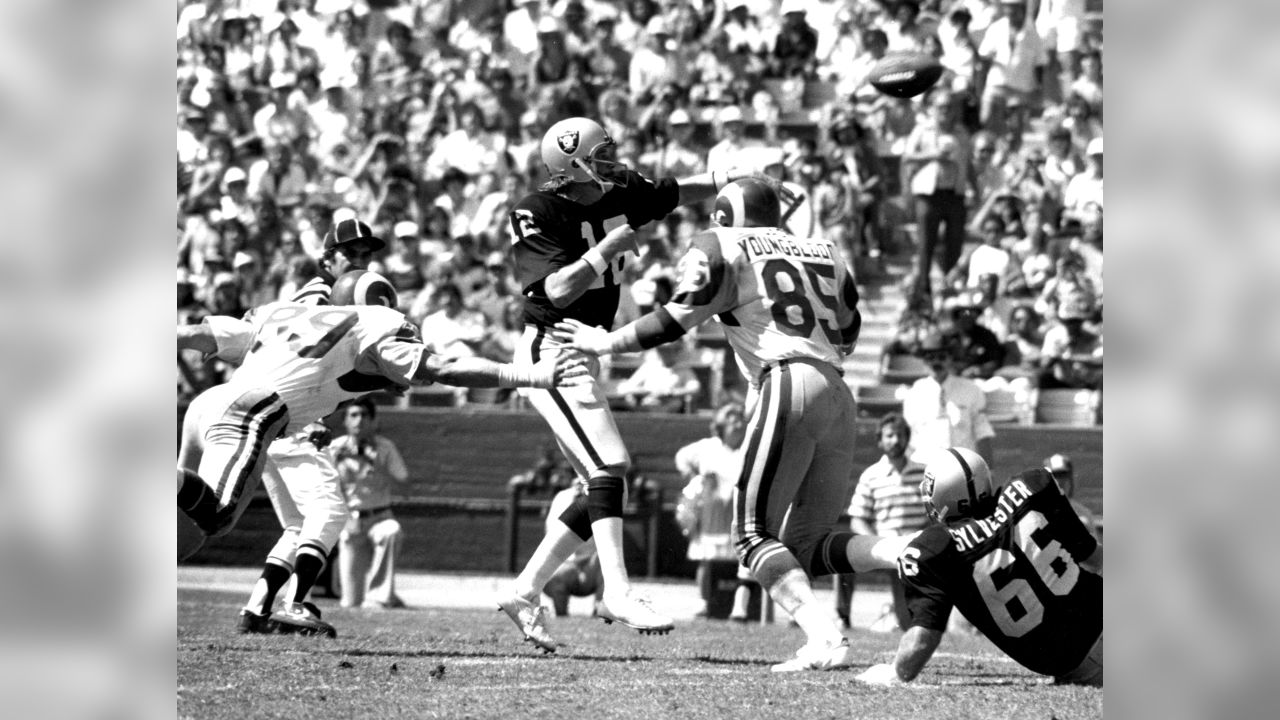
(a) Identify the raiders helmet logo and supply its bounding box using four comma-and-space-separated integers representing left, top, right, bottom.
556, 130, 580, 155
919, 472, 935, 499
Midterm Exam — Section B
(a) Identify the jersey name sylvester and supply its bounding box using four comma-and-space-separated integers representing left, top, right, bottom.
948, 478, 1034, 553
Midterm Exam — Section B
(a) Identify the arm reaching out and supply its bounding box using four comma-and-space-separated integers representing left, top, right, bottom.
177, 323, 218, 354
414, 352, 591, 389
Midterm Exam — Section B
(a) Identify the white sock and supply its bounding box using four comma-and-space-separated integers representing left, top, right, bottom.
592, 516, 631, 601
792, 603, 845, 648
768, 569, 843, 647
514, 521, 583, 601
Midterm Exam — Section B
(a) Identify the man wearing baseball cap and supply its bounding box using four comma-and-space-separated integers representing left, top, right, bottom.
1063, 136, 1103, 221
293, 217, 386, 304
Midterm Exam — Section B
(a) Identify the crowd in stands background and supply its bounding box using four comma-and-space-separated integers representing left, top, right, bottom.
177, 0, 1102, 407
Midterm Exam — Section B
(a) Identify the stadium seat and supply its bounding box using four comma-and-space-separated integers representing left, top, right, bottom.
879, 352, 930, 385
367, 389, 402, 407
1033, 389, 1100, 426
984, 387, 1028, 424
405, 386, 463, 408
855, 383, 906, 418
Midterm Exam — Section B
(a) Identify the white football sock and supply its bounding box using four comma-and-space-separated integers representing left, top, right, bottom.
592, 516, 631, 601
514, 521, 583, 601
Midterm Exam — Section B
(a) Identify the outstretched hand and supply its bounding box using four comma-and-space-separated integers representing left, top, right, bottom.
549, 319, 613, 356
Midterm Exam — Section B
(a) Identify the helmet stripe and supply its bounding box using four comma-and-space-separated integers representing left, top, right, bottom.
722, 182, 746, 226
947, 447, 978, 507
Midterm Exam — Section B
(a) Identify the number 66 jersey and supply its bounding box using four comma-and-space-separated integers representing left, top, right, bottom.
899, 468, 1102, 678
206, 302, 425, 433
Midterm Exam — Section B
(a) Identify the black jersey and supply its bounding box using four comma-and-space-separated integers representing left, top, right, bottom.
510, 170, 680, 329
900, 468, 1101, 678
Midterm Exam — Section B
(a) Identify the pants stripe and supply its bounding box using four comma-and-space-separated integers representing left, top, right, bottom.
736, 366, 791, 564
752, 365, 791, 529
214, 392, 283, 499
734, 373, 774, 540
531, 326, 604, 468
214, 396, 288, 521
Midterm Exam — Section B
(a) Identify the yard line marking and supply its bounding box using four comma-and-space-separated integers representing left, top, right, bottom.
932, 652, 1019, 664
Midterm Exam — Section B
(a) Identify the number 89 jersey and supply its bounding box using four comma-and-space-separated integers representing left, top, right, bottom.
663, 226, 861, 387
900, 468, 1102, 678
208, 302, 425, 433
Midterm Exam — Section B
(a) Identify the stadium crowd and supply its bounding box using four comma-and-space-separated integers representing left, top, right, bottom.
176, 0, 1103, 410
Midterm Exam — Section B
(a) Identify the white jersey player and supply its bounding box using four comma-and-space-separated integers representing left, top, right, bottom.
555, 179, 913, 671
177, 271, 585, 564
256, 221, 385, 631
240, 268, 396, 637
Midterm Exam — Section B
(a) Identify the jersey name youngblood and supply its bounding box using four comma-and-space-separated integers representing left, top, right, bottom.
737, 235, 834, 262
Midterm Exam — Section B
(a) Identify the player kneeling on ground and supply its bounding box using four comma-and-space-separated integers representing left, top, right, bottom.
856, 447, 1103, 686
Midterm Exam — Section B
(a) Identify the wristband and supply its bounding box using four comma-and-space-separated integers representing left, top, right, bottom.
497, 363, 554, 389
582, 247, 608, 275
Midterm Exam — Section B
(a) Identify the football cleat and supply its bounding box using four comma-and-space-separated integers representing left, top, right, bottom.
496, 594, 558, 653
272, 601, 337, 638
596, 593, 674, 635
770, 638, 855, 673
237, 609, 279, 635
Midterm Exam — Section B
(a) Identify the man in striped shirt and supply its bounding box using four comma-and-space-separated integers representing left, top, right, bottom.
291, 217, 386, 305
836, 413, 929, 630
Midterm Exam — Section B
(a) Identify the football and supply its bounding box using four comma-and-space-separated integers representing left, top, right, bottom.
868, 52, 944, 99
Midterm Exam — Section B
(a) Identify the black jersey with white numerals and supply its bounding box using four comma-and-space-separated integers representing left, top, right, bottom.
510, 170, 679, 329
899, 468, 1102, 678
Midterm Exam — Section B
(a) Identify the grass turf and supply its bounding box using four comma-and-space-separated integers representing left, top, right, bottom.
178, 587, 1102, 720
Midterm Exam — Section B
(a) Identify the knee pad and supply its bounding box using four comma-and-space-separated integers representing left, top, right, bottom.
557, 493, 593, 541
586, 475, 625, 521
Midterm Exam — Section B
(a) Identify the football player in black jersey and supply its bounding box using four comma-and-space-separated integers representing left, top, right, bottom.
857, 447, 1103, 686
495, 116, 789, 652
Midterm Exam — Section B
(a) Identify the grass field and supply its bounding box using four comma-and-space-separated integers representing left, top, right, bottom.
177, 585, 1102, 720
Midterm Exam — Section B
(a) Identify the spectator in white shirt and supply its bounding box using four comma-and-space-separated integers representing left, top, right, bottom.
977, 0, 1044, 150
902, 329, 996, 467
1062, 138, 1103, 221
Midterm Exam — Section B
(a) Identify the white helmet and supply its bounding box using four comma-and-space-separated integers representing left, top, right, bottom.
540, 117, 629, 191
920, 447, 996, 523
